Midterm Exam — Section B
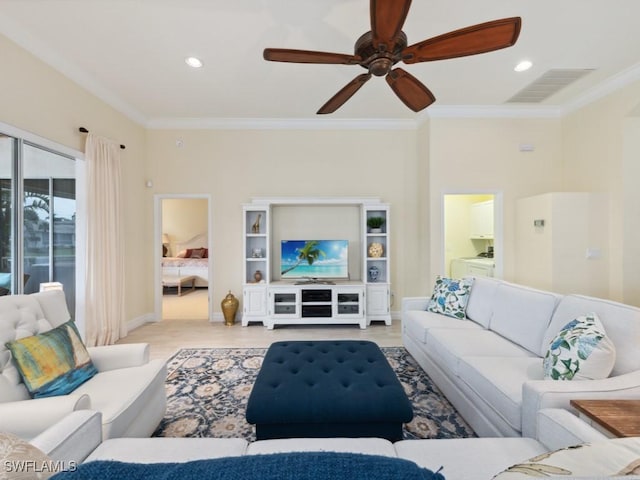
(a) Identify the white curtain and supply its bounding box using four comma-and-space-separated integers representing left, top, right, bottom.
84, 133, 126, 346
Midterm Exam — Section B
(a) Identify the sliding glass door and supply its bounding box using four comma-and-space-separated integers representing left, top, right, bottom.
0, 134, 77, 314
0, 134, 15, 296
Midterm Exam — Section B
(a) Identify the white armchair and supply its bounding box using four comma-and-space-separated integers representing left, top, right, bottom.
0, 290, 167, 440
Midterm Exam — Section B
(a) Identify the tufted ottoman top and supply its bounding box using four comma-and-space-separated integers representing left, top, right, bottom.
246, 340, 413, 440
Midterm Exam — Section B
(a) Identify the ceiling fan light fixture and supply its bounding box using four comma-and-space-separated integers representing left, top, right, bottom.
185, 56, 203, 68
514, 60, 533, 72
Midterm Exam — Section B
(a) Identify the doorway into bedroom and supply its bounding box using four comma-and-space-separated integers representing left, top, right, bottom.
155, 195, 212, 321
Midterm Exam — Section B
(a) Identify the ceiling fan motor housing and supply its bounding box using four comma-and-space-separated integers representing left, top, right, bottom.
355, 31, 408, 76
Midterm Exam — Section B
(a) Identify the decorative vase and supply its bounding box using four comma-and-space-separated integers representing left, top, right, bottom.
368, 265, 380, 282
253, 270, 263, 283
368, 242, 384, 258
221, 291, 239, 326
369, 228, 382, 234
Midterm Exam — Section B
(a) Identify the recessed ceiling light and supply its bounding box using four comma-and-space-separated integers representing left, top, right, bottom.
185, 57, 203, 68
514, 60, 533, 72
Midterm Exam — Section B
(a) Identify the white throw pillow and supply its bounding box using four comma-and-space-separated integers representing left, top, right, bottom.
543, 312, 616, 381
426, 276, 474, 320
492, 437, 640, 478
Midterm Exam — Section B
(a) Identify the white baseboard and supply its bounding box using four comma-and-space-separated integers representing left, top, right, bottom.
127, 313, 156, 332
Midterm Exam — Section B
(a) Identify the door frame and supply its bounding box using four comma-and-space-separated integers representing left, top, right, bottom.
154, 193, 213, 322
441, 190, 503, 279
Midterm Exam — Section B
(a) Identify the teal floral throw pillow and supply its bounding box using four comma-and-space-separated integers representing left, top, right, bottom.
543, 313, 616, 381
427, 276, 474, 319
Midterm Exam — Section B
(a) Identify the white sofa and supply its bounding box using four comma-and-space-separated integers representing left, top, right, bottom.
402, 276, 640, 439
28, 408, 620, 480
0, 290, 167, 440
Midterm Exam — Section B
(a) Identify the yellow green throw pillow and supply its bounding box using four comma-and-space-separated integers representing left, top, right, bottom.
5, 320, 97, 398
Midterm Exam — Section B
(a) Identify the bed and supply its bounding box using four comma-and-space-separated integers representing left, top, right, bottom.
162, 233, 209, 288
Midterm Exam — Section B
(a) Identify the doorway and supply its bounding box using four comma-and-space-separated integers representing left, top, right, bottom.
442, 192, 502, 279
154, 194, 213, 322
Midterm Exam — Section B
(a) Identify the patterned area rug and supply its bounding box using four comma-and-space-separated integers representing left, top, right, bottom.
153, 347, 475, 441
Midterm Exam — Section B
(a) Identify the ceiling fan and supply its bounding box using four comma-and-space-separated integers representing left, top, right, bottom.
263, 0, 521, 114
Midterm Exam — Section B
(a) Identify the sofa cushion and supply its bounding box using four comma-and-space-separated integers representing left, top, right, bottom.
395, 437, 547, 480
248, 437, 396, 457
489, 283, 560, 356
403, 310, 482, 345
543, 313, 616, 381
5, 320, 97, 398
427, 276, 474, 319
73, 359, 166, 439
0, 291, 65, 403
87, 438, 248, 463
543, 294, 640, 376
458, 356, 543, 432
493, 437, 640, 478
464, 276, 501, 328
427, 329, 536, 377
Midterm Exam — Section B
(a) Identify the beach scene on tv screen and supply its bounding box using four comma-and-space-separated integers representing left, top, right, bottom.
281, 240, 348, 278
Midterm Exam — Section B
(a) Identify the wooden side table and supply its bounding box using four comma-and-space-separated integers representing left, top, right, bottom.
570, 399, 640, 438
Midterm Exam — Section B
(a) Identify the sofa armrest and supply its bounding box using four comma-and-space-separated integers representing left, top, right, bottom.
0, 394, 91, 440
521, 370, 640, 438
31, 410, 102, 466
402, 297, 429, 313
87, 343, 150, 371
535, 408, 607, 451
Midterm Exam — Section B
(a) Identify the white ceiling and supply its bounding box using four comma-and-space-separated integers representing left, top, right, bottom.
2, 0, 640, 126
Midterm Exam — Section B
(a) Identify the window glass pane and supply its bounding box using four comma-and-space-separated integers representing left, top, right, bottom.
0, 134, 14, 295
23, 144, 76, 314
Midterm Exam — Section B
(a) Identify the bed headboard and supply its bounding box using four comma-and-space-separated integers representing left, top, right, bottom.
175, 232, 208, 252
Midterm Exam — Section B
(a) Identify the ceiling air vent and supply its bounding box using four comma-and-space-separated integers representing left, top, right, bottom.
507, 69, 595, 103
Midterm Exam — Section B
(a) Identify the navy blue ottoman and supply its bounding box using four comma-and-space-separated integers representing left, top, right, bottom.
246, 340, 413, 441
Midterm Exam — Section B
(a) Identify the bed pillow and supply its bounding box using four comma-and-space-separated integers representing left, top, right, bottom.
543, 312, 616, 381
5, 320, 98, 398
493, 438, 640, 478
0, 431, 55, 479
190, 248, 206, 259
426, 276, 474, 319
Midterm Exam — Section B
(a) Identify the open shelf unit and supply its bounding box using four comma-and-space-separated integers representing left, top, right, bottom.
241, 198, 391, 328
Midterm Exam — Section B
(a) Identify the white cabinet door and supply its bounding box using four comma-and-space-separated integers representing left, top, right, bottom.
470, 201, 494, 239
366, 284, 391, 325
242, 286, 267, 326
467, 263, 494, 278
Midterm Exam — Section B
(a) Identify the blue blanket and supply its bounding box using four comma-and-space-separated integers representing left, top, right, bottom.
52, 452, 444, 480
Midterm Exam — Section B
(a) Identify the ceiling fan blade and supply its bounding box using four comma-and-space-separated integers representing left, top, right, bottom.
386, 68, 435, 112
370, 0, 412, 50
402, 17, 521, 64
317, 74, 372, 114
264, 48, 360, 65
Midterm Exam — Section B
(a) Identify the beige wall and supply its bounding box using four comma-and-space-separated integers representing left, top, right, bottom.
146, 128, 420, 310
0, 34, 151, 323
428, 117, 564, 283
562, 81, 640, 304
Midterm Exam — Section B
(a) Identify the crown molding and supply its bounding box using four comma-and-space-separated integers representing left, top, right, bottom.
145, 117, 418, 130
426, 105, 563, 119
563, 62, 640, 114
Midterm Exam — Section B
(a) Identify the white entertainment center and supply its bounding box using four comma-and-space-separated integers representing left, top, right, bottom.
241, 197, 391, 329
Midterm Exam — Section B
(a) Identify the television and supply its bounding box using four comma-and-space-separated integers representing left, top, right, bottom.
280, 240, 349, 280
